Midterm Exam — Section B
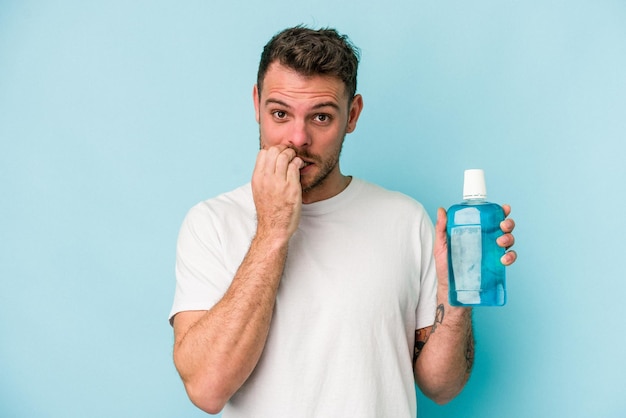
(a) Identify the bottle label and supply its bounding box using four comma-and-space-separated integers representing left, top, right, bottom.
450, 226, 482, 291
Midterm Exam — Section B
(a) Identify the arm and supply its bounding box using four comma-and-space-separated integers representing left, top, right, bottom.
172, 146, 303, 414
413, 205, 517, 404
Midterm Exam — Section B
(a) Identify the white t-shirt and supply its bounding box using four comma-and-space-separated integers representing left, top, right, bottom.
170, 178, 438, 417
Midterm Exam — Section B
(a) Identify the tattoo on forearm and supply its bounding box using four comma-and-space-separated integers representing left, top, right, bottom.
413, 304, 446, 364
413, 303, 475, 376
413, 328, 429, 363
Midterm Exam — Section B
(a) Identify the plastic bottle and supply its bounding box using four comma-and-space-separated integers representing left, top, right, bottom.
447, 169, 506, 306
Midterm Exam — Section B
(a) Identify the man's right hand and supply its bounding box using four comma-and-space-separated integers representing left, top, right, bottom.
251, 146, 304, 241
173, 145, 304, 414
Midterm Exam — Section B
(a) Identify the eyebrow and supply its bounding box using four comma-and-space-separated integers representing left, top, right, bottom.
264, 98, 340, 111
312, 102, 340, 111
264, 98, 292, 108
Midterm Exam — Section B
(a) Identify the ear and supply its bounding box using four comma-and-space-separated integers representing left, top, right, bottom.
252, 84, 260, 123
346, 94, 363, 133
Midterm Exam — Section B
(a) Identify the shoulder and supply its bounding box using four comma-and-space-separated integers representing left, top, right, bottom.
182, 183, 255, 232
354, 178, 429, 216
187, 183, 253, 218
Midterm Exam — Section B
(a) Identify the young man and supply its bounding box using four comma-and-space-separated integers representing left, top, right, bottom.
170, 26, 517, 417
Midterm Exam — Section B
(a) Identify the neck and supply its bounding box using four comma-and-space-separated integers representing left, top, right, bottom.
302, 175, 352, 204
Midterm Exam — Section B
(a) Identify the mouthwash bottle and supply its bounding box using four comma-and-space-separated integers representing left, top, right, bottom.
447, 169, 506, 306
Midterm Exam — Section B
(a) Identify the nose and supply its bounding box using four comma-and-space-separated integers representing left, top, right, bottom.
286, 119, 310, 148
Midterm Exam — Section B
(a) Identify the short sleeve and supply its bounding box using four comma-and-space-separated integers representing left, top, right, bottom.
415, 210, 438, 330
168, 203, 233, 324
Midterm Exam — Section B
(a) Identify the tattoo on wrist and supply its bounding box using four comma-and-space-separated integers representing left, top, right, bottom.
431, 304, 445, 333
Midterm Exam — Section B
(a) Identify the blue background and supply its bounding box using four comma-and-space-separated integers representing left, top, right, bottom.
1, 1, 625, 417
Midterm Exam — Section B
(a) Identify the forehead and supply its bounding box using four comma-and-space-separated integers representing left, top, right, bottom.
260, 63, 349, 105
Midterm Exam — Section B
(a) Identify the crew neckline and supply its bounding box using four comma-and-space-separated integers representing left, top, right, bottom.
301, 176, 363, 216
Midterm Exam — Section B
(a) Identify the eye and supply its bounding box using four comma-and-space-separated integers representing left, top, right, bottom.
272, 110, 287, 120
314, 114, 331, 123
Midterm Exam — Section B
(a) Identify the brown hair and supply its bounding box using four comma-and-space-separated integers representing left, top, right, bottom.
257, 26, 360, 100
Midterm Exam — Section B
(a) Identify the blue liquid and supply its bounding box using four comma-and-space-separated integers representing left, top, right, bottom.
447, 201, 506, 306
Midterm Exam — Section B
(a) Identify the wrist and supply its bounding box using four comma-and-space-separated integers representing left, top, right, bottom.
252, 228, 291, 254
436, 288, 473, 319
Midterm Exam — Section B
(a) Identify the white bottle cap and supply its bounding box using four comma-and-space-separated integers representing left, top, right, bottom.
463, 169, 487, 200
